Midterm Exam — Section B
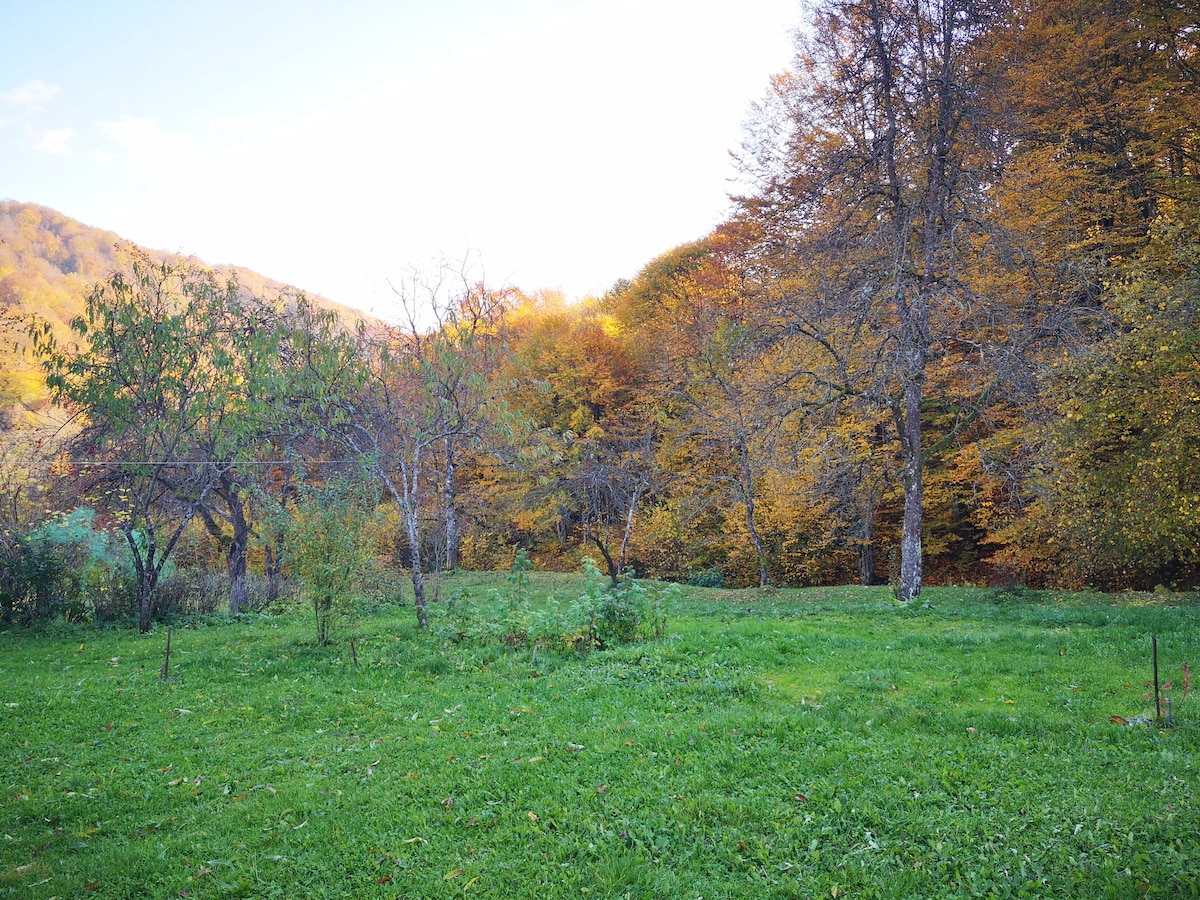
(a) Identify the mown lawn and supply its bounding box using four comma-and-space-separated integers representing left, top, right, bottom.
1, 578, 1197, 898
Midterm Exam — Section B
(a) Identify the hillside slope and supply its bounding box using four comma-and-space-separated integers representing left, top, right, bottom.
0, 199, 365, 416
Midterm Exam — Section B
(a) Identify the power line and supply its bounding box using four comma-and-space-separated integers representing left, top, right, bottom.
2, 458, 356, 468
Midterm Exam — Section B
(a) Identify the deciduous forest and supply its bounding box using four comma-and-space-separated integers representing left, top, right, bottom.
2, 0, 1198, 631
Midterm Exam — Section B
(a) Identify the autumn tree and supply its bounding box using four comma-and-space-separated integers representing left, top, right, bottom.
673, 323, 784, 586
973, 0, 1200, 585
336, 265, 510, 627
497, 294, 647, 560
560, 409, 659, 586
988, 0, 1199, 298
425, 278, 512, 572
1038, 203, 1200, 588
738, 0, 1032, 601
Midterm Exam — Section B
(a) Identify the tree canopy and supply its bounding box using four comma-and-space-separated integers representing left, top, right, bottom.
3, 0, 1198, 625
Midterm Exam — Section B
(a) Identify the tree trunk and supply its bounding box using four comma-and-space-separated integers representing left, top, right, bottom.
404, 504, 428, 628
738, 442, 768, 587
443, 435, 459, 571
858, 493, 876, 586
617, 477, 648, 579
227, 485, 250, 615
586, 525, 620, 587
376, 463, 429, 629
897, 373, 924, 603
746, 498, 769, 588
138, 579, 153, 634
126, 525, 155, 634
265, 466, 291, 604
264, 542, 282, 604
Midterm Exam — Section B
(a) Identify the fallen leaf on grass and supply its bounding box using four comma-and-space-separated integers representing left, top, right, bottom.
84, 880, 101, 890
376, 877, 392, 884
444, 868, 463, 881
527, 812, 539, 822
403, 836, 428, 845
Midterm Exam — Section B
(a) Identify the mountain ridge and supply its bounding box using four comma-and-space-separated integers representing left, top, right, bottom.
0, 199, 370, 415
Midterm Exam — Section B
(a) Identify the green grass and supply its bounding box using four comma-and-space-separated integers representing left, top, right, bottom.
2, 577, 1198, 898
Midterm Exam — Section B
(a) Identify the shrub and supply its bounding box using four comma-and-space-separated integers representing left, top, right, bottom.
586, 563, 670, 647
686, 566, 725, 588
0, 508, 138, 626
0, 534, 66, 626
437, 556, 671, 652
282, 475, 376, 646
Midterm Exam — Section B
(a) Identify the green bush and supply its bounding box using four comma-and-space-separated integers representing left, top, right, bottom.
686, 565, 725, 588
588, 563, 670, 647
282, 475, 376, 646
0, 534, 65, 626
437, 556, 671, 652
0, 508, 137, 626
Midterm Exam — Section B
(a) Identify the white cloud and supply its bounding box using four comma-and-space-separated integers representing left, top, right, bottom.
98, 115, 200, 174
2, 80, 61, 111
209, 115, 251, 132
36, 128, 76, 156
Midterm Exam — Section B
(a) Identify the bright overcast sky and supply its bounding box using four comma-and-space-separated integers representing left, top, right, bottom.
2, 0, 800, 319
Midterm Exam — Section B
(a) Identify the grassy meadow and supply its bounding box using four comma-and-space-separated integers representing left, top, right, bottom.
2, 575, 1198, 899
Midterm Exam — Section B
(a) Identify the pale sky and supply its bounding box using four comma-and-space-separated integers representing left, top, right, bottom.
1, 0, 800, 319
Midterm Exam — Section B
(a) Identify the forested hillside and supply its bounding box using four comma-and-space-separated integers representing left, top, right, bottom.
2, 0, 1198, 631
0, 200, 361, 416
